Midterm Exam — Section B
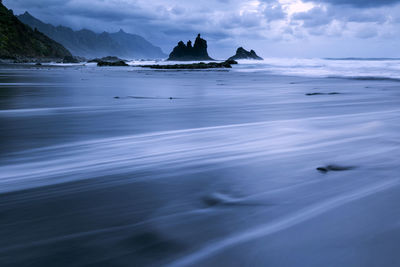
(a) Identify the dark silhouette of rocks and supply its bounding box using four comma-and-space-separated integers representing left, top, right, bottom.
317, 165, 356, 173
97, 60, 128, 67
168, 34, 214, 61
91, 56, 128, 66
140, 60, 237, 69
306, 92, 340, 96
63, 55, 79, 63
228, 47, 263, 60
89, 56, 126, 63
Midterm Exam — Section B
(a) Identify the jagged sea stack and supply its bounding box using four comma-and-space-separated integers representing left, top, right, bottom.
228, 47, 263, 60
168, 34, 214, 61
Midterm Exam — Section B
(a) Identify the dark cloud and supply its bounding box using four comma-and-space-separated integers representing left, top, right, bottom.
3, 0, 400, 57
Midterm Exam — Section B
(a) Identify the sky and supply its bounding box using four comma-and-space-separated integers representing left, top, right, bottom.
4, 0, 400, 58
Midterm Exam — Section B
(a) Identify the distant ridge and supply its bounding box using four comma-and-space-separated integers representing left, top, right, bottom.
18, 12, 166, 59
0, 2, 71, 60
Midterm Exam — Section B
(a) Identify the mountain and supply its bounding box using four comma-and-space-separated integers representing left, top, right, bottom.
228, 47, 263, 60
168, 34, 214, 61
17, 12, 166, 59
0, 2, 72, 60
109, 30, 165, 59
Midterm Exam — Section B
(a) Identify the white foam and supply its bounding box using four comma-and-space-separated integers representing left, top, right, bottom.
233, 58, 400, 79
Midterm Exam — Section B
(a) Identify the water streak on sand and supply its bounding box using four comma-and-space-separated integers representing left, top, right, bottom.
168, 179, 400, 267
1, 109, 396, 194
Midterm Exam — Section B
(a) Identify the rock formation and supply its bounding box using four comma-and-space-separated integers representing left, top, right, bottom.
228, 47, 263, 60
88, 56, 126, 63
97, 60, 128, 67
140, 59, 238, 69
168, 34, 214, 61
91, 56, 129, 66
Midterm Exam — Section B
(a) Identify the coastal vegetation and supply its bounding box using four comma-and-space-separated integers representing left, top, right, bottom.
0, 2, 71, 61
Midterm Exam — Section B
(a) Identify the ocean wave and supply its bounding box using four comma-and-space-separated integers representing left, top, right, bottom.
327, 76, 400, 82
233, 58, 400, 80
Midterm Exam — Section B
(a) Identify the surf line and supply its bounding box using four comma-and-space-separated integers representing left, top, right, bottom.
168, 178, 399, 267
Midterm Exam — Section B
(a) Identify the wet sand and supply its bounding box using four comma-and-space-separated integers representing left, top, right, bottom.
1, 64, 400, 266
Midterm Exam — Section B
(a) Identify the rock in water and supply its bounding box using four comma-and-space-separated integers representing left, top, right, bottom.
97, 60, 128, 67
228, 47, 263, 60
89, 56, 126, 63
167, 34, 214, 61
90, 56, 129, 66
139, 60, 237, 69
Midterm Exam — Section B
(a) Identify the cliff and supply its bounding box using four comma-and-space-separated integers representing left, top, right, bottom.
0, 3, 72, 60
18, 12, 166, 59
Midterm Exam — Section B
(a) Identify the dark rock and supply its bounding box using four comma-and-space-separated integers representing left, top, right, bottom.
317, 167, 328, 173
97, 60, 128, 67
306, 93, 325, 96
225, 59, 239, 65
139, 60, 237, 69
167, 34, 214, 61
228, 47, 263, 60
317, 165, 355, 173
89, 56, 125, 63
114, 96, 182, 100
306, 92, 341, 96
326, 165, 355, 171
92, 56, 129, 66
63, 55, 79, 63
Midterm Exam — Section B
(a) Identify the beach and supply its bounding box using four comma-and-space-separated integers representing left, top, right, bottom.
1, 59, 400, 266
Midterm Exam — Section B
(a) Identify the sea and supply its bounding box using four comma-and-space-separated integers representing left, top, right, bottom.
0, 58, 400, 266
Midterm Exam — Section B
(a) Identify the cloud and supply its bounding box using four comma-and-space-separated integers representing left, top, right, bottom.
290, 1, 395, 40
292, 7, 332, 27
4, 0, 400, 57
354, 24, 378, 38
263, 2, 286, 21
